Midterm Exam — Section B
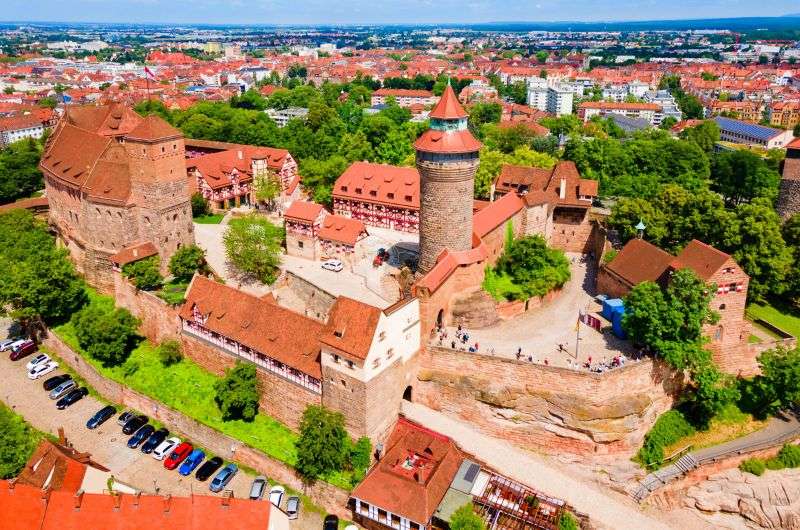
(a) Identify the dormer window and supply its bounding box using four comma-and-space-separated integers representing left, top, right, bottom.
341, 186, 348, 192
387, 193, 394, 199
346, 360, 354, 369
405, 195, 412, 202
333, 330, 344, 338
355, 188, 362, 194
369, 190, 377, 197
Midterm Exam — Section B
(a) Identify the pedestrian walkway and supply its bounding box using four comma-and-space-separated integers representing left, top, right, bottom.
401, 401, 673, 530
632, 410, 800, 502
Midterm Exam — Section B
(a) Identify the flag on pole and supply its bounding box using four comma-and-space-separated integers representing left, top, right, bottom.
144, 66, 157, 80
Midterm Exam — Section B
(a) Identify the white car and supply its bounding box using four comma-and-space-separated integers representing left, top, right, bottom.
321, 259, 343, 272
28, 361, 58, 380
1, 338, 26, 352
268, 485, 285, 507
26, 353, 51, 371
152, 437, 181, 460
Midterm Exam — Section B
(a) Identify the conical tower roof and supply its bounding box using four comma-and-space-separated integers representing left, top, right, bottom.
429, 84, 468, 120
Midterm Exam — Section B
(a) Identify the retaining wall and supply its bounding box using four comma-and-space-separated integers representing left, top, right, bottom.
113, 272, 181, 344
41, 332, 352, 519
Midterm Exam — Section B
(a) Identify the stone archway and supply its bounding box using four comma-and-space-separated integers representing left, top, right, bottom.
402, 385, 413, 402
436, 309, 444, 330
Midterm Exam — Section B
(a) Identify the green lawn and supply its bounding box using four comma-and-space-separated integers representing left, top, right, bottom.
747, 299, 800, 338
156, 280, 189, 306
0, 401, 52, 478
193, 214, 225, 224
52, 289, 354, 490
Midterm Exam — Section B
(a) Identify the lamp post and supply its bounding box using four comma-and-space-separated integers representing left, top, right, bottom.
635, 220, 646, 239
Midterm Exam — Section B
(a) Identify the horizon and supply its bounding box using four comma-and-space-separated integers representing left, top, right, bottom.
2, 0, 799, 27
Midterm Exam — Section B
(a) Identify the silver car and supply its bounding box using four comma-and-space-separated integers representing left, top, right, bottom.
49, 379, 76, 400
249, 476, 267, 500
286, 496, 300, 519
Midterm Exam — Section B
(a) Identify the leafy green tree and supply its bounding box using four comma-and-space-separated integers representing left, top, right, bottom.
295, 405, 349, 480
485, 235, 571, 301
340, 131, 374, 162
156, 339, 183, 366
168, 244, 207, 281
230, 89, 267, 110
0, 403, 42, 479
557, 513, 579, 530
742, 347, 800, 416
711, 150, 780, 206
687, 364, 740, 427
190, 192, 210, 217
349, 436, 372, 481
223, 214, 283, 284
122, 256, 162, 291
450, 504, 486, 530
252, 169, 282, 209
214, 361, 260, 421
468, 102, 502, 132
540, 115, 583, 138
71, 305, 140, 367
679, 121, 720, 153
782, 214, 800, 308
659, 116, 678, 130
0, 138, 44, 203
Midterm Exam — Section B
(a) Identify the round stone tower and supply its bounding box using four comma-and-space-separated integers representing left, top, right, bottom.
776, 139, 800, 222
414, 84, 482, 273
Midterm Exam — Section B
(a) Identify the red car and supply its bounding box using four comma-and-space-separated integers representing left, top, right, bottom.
163, 442, 193, 470
10, 340, 37, 361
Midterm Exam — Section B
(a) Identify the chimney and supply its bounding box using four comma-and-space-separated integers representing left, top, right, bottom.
73, 490, 84, 509
8, 478, 16, 491
559, 178, 566, 200
57, 427, 66, 445
237, 150, 243, 160
163, 494, 172, 513
133, 491, 141, 507
221, 490, 233, 507
113, 493, 122, 510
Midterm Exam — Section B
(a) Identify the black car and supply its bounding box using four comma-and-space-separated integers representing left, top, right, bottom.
42, 374, 71, 392
323, 514, 339, 530
122, 414, 148, 435
127, 424, 155, 449
195, 456, 224, 481
116, 410, 135, 426
86, 405, 117, 429
141, 428, 169, 454
56, 387, 88, 410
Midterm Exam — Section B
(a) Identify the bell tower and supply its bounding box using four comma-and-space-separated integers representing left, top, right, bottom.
414, 84, 482, 273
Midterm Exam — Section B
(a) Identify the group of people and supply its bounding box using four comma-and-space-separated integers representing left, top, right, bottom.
436, 325, 495, 354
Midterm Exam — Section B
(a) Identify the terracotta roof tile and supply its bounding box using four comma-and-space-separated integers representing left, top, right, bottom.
603, 239, 673, 288
320, 297, 381, 361
413, 129, 482, 154
428, 84, 468, 119
672, 239, 732, 281
373, 88, 434, 98
318, 214, 367, 246
125, 115, 181, 142
473, 192, 524, 238
334, 162, 420, 209
284, 201, 325, 223
109, 242, 158, 267
0, 196, 48, 213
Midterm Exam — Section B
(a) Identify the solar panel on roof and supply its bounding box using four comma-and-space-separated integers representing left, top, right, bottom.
463, 463, 480, 483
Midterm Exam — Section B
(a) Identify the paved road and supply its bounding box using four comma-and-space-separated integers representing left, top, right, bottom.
401, 401, 676, 530
692, 411, 800, 463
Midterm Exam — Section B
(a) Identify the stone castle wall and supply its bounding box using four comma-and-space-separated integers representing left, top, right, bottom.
414, 347, 683, 456
113, 272, 181, 344
777, 174, 800, 221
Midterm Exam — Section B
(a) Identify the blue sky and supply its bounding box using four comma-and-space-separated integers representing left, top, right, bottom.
2, 0, 799, 25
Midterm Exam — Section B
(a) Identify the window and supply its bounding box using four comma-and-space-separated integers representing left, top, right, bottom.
405, 195, 412, 202
341, 186, 348, 192
346, 360, 354, 369
298, 240, 304, 249
332, 354, 340, 363
161, 146, 165, 153
373, 358, 380, 368
379, 331, 386, 341
387, 348, 394, 359
387, 193, 394, 199
333, 330, 344, 338
368, 504, 378, 520
369, 190, 377, 197
719, 304, 726, 310
355, 188, 362, 194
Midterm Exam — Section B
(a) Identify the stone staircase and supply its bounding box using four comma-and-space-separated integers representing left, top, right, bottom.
630, 454, 698, 502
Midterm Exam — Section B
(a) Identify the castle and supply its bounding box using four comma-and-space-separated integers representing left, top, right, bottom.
40, 104, 194, 292
777, 137, 800, 221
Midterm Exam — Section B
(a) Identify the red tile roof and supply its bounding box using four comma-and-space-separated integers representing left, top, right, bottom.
428, 84, 468, 120
284, 200, 325, 223
671, 239, 733, 281
351, 418, 463, 525
473, 192, 524, 238
0, 481, 270, 530
413, 129, 482, 154
187, 145, 289, 190
603, 239, 673, 288
495, 161, 597, 208
0, 196, 48, 214
180, 276, 323, 378
415, 243, 489, 294
333, 161, 420, 209
0, 114, 42, 132
373, 88, 434, 98
16, 438, 108, 493
319, 297, 381, 361
318, 214, 367, 246
125, 115, 182, 142
109, 242, 158, 267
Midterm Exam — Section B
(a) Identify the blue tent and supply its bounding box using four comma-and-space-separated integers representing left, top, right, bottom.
601, 298, 624, 321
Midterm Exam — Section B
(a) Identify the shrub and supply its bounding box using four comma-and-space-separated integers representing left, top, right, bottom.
156, 340, 183, 366
739, 458, 766, 476
122, 360, 140, 377
223, 214, 283, 284
778, 443, 800, 468
191, 192, 210, 217
558, 512, 580, 530
602, 249, 618, 264
636, 410, 696, 468
764, 457, 785, 471
71, 304, 140, 367
168, 245, 207, 281
350, 436, 372, 482
483, 235, 570, 301
122, 256, 162, 291
450, 503, 486, 530
0, 402, 44, 479
213, 361, 259, 422
295, 405, 348, 480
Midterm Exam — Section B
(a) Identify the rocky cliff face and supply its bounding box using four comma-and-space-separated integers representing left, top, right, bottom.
683, 467, 800, 529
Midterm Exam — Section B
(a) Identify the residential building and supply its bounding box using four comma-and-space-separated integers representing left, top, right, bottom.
708, 101, 763, 123
713, 116, 795, 149
284, 200, 327, 260
266, 107, 309, 127
39, 103, 194, 292
371, 89, 437, 108
526, 83, 572, 116
643, 90, 683, 125
768, 101, 800, 130
0, 115, 45, 146
597, 238, 753, 374
578, 101, 662, 125
333, 161, 420, 233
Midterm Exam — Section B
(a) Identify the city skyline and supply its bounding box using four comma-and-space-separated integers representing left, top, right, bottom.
2, 0, 799, 26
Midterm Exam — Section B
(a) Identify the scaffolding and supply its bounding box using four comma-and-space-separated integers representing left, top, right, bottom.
472, 473, 565, 530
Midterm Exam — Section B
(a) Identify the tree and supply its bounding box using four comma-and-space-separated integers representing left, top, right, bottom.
213, 361, 260, 421
295, 405, 349, 480
744, 347, 800, 416
223, 214, 283, 284
0, 138, 44, 203
679, 121, 720, 153
190, 192, 210, 217
484, 235, 571, 301
794, 123, 800, 138
252, 169, 281, 209
558, 513, 579, 530
535, 50, 549, 64
659, 116, 678, 130
0, 403, 41, 479
168, 244, 207, 281
71, 305, 140, 367
782, 214, 800, 308
349, 436, 372, 481
468, 102, 502, 132
711, 150, 780, 206
156, 339, 183, 366
450, 504, 486, 530
122, 256, 162, 291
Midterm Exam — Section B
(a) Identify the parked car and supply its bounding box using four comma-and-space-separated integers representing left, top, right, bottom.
43, 374, 71, 392
25, 353, 51, 371
286, 496, 300, 519
10, 340, 36, 361
249, 476, 267, 500
268, 485, 285, 507
1, 338, 26, 352
152, 437, 181, 461
195, 456, 223, 481
141, 428, 169, 454
323, 514, 339, 530
86, 405, 117, 429
178, 449, 205, 476
209, 463, 238, 493
56, 387, 88, 409
164, 442, 193, 470
127, 424, 155, 449
27, 361, 58, 380
116, 411, 135, 427
321, 259, 343, 272
122, 414, 148, 435
49, 379, 77, 400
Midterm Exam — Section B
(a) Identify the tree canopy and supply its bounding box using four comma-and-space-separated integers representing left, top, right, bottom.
0, 138, 43, 204
223, 214, 283, 284
295, 405, 349, 480
122, 256, 162, 291
0, 403, 43, 479
71, 304, 140, 367
168, 244, 207, 281
213, 361, 260, 422
450, 504, 486, 530
483, 234, 571, 301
